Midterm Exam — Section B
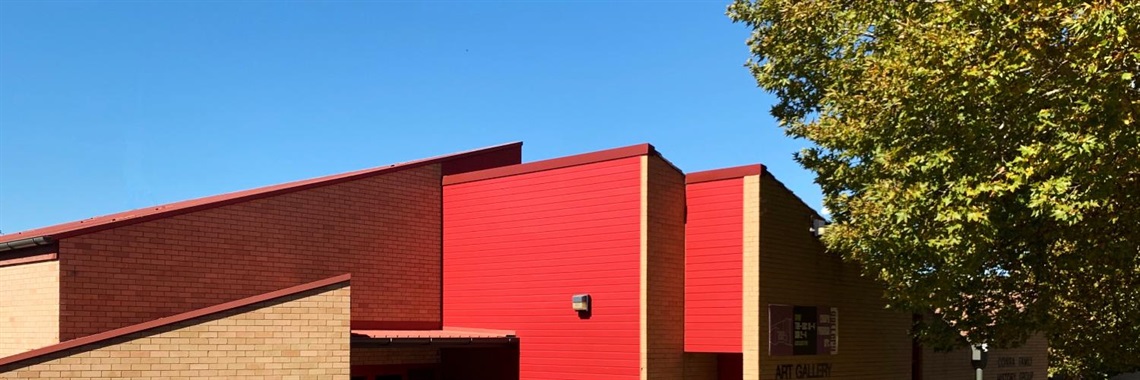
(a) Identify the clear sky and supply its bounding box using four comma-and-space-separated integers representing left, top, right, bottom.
0, 1, 820, 234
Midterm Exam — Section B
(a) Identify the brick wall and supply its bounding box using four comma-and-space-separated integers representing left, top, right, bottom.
684, 353, 719, 380
352, 347, 440, 366
57, 164, 443, 341
0, 260, 59, 357
743, 175, 761, 380
644, 156, 686, 380
0, 282, 350, 379
922, 334, 1048, 380
757, 174, 913, 380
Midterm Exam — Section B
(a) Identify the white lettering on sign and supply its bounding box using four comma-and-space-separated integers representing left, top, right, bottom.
774, 363, 832, 379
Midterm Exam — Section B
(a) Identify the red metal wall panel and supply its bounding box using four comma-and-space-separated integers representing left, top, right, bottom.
443, 157, 643, 380
685, 178, 744, 352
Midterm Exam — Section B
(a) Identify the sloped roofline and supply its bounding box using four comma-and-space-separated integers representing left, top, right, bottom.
443, 143, 662, 185
0, 142, 522, 245
0, 274, 351, 369
686, 164, 826, 221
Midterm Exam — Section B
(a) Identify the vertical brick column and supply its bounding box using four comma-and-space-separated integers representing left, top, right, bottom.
643, 156, 686, 379
743, 175, 761, 380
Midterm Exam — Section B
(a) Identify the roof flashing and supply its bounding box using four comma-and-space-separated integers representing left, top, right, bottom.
443, 143, 655, 185
0, 142, 521, 244
685, 164, 765, 184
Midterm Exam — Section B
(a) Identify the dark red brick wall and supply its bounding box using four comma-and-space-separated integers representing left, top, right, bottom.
441, 147, 522, 176
646, 155, 687, 379
57, 164, 444, 341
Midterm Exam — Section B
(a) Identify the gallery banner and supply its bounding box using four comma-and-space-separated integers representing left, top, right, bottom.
769, 304, 838, 356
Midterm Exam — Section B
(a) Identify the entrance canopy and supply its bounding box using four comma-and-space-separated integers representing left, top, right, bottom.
351, 327, 517, 347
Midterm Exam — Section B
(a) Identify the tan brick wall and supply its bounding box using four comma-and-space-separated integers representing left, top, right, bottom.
744, 175, 761, 380
0, 260, 59, 357
923, 334, 1048, 380
0, 283, 349, 379
644, 156, 686, 380
757, 174, 913, 380
352, 347, 440, 366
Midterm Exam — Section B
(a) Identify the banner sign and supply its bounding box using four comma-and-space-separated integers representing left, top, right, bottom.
769, 305, 838, 356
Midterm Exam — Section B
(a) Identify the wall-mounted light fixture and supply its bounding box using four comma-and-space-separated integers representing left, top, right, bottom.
572, 294, 591, 313
811, 218, 828, 237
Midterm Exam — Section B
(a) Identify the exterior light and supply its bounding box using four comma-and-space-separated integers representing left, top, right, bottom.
970, 343, 989, 380
572, 294, 591, 312
811, 218, 828, 237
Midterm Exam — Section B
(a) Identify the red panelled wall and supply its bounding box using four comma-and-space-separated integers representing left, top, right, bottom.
443, 157, 643, 380
684, 178, 744, 352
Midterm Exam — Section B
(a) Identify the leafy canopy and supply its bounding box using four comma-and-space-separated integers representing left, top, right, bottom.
729, 1, 1138, 377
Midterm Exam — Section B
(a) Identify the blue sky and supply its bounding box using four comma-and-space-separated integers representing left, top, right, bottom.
0, 1, 820, 233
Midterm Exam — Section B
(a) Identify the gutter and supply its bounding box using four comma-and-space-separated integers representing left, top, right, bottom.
0, 236, 54, 252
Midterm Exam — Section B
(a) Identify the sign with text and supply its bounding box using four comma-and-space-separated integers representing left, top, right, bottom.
769, 305, 838, 356
775, 363, 833, 379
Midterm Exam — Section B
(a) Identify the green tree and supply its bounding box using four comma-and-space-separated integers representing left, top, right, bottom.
728, 1, 1139, 377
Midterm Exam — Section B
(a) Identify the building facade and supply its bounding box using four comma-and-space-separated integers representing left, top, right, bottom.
0, 142, 1047, 379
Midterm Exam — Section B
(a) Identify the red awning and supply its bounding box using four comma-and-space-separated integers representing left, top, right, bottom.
350, 327, 517, 347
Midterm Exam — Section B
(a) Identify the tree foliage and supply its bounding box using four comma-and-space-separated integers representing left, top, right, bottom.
728, 1, 1139, 377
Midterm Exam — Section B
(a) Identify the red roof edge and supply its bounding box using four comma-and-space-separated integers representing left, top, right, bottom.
443, 143, 655, 185
0, 142, 522, 244
0, 273, 351, 369
0, 253, 57, 269
685, 164, 765, 184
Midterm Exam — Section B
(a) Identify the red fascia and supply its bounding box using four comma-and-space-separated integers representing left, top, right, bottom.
443, 143, 655, 185
0, 274, 351, 368
0, 253, 57, 268
685, 164, 765, 184
0, 142, 521, 244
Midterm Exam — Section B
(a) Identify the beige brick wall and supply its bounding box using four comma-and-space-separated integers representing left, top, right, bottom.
0, 283, 349, 379
352, 347, 440, 366
757, 174, 913, 380
744, 175, 761, 380
0, 260, 59, 357
923, 334, 1048, 380
644, 156, 686, 380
